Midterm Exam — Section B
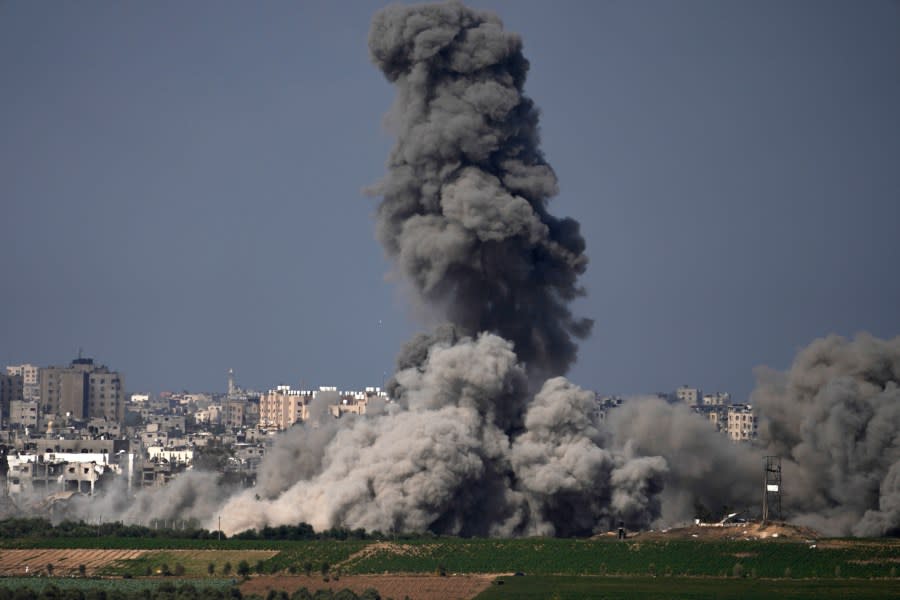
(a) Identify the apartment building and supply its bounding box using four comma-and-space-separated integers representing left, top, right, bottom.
39, 357, 125, 422
259, 385, 309, 430
726, 404, 758, 441
675, 385, 702, 406
6, 364, 39, 401
0, 373, 24, 426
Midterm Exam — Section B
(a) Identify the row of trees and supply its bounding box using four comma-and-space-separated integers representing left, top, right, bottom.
0, 584, 243, 600
0, 519, 431, 542
0, 587, 387, 600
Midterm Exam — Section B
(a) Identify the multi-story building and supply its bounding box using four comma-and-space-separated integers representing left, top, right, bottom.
675, 385, 702, 406
1, 373, 25, 426
9, 400, 39, 429
259, 385, 309, 430
726, 404, 758, 441
39, 357, 126, 423
6, 364, 40, 401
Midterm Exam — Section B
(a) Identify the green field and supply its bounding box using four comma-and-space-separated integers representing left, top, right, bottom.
2, 534, 898, 600
340, 538, 900, 579
97, 542, 368, 577
474, 575, 900, 600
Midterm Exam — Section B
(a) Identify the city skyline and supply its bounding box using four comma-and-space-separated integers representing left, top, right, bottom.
2, 1, 898, 401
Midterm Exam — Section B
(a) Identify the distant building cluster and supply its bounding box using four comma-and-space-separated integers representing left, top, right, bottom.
595, 385, 759, 442
0, 356, 389, 515
1, 356, 757, 516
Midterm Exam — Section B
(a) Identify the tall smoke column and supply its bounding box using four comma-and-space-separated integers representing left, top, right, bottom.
368, 0, 592, 379
210, 1, 669, 537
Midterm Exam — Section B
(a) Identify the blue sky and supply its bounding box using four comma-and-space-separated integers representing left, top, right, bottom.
2, 0, 898, 401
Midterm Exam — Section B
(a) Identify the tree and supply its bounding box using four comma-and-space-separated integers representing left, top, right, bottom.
174, 564, 185, 576
320, 562, 330, 577
46, 563, 54, 576
223, 562, 232, 576
208, 563, 216, 575
303, 562, 312, 577
237, 561, 250, 577
254, 560, 265, 575
78, 565, 86, 577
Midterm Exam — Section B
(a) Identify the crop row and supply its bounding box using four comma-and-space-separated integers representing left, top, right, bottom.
345, 539, 900, 579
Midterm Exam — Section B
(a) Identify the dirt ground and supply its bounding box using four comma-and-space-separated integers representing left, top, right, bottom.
605, 521, 823, 542
0, 549, 148, 576
241, 574, 496, 600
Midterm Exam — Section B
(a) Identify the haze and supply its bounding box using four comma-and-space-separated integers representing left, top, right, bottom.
2, 0, 898, 400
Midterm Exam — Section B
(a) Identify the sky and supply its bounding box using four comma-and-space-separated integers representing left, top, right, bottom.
2, 0, 898, 401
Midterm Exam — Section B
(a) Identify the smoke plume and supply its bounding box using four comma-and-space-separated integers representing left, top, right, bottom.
42, 2, 898, 540
752, 333, 900, 536
209, 1, 651, 537
367, 0, 592, 378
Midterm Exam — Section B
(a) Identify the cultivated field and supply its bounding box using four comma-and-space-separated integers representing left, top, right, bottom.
0, 549, 147, 576
2, 531, 899, 600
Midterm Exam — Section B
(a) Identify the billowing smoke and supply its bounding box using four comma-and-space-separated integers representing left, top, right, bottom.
209, 0, 657, 537
367, 0, 593, 379
38, 1, 898, 539
605, 397, 762, 526
752, 334, 900, 536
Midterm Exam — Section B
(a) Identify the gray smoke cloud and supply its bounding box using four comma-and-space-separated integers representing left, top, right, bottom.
367, 0, 592, 378
604, 397, 762, 525
752, 333, 900, 536
46, 2, 898, 540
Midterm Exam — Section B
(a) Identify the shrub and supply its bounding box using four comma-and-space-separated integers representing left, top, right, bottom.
223, 562, 232, 576
733, 563, 744, 578
320, 563, 330, 577
46, 563, 54, 576
303, 563, 312, 577
78, 565, 86, 577
174, 563, 185, 576
254, 561, 265, 575
208, 563, 216, 575
237, 561, 250, 577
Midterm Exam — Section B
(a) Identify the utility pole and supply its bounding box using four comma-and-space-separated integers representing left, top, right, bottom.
218, 515, 222, 540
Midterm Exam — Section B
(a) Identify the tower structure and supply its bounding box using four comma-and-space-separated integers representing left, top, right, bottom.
762, 455, 782, 522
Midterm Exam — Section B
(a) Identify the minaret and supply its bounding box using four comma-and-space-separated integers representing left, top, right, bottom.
227, 368, 236, 398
